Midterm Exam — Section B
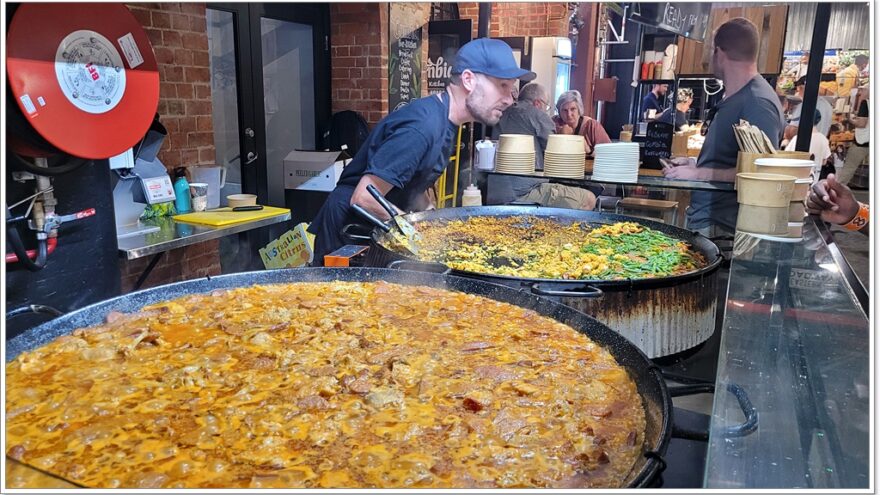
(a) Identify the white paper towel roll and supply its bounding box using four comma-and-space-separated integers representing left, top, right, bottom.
661, 44, 678, 80
631, 55, 641, 87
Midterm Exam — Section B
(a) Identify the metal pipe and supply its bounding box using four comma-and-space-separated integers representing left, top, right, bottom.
34, 158, 58, 237
477, 3, 491, 142
795, 3, 831, 153
596, 6, 608, 121
477, 3, 491, 39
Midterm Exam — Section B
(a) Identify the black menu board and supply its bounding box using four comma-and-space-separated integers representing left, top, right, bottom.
644, 121, 674, 159
628, 2, 711, 42
389, 27, 422, 111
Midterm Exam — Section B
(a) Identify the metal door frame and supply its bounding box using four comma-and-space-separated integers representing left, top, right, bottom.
207, 3, 331, 207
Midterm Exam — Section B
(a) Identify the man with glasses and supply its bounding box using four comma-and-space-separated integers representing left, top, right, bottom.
494, 82, 555, 169
663, 18, 784, 237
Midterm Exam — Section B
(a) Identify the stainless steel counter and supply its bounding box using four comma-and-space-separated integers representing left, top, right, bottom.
485, 170, 736, 193
705, 216, 869, 488
117, 212, 291, 260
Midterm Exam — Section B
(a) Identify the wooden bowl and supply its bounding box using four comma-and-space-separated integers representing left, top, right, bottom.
227, 194, 257, 207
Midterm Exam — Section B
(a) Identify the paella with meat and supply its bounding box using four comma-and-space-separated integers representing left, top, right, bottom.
6, 281, 646, 489
407, 217, 707, 280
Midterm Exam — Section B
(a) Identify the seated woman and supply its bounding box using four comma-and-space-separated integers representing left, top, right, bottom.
553, 90, 611, 155
657, 87, 693, 132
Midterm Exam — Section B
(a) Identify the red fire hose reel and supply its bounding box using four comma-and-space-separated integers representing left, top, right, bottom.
6, 3, 160, 159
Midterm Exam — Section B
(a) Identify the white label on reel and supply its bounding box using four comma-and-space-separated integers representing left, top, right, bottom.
117, 33, 144, 69
55, 30, 126, 114
19, 94, 36, 114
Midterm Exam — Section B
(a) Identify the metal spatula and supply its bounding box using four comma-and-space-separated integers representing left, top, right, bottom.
365, 184, 421, 254
351, 203, 418, 256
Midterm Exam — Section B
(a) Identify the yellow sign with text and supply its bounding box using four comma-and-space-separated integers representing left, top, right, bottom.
259, 223, 315, 269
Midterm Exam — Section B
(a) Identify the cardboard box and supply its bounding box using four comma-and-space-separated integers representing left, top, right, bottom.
283, 150, 351, 191
671, 133, 689, 157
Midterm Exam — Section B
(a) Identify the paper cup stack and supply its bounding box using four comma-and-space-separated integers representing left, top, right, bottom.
495, 134, 536, 175
755, 158, 814, 238
592, 142, 640, 183
735, 172, 797, 237
544, 135, 586, 178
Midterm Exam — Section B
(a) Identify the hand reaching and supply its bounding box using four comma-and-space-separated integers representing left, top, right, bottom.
668, 157, 696, 167
662, 157, 705, 180
805, 173, 860, 225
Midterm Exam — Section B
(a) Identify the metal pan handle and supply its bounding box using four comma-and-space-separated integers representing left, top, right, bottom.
340, 223, 373, 243
664, 372, 758, 441
350, 204, 391, 233
718, 382, 758, 438
708, 235, 734, 242
387, 259, 451, 275
506, 201, 542, 207
366, 184, 400, 220
530, 283, 604, 298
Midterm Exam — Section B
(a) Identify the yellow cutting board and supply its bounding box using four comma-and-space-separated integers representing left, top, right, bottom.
173, 206, 290, 226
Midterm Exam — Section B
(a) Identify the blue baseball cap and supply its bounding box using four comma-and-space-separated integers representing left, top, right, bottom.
452, 38, 536, 81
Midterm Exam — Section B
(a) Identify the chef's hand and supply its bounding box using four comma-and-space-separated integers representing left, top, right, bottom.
806, 173, 860, 225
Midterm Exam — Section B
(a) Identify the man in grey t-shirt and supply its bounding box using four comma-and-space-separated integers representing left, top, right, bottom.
663, 18, 784, 235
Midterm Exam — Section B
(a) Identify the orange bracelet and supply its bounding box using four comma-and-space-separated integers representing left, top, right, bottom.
844, 202, 870, 231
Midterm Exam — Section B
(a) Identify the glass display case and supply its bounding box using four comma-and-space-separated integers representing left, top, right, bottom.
705, 217, 869, 488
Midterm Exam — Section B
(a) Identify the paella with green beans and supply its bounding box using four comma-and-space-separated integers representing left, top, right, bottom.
410, 217, 707, 280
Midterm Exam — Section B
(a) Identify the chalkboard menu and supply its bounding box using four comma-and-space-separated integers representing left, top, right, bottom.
643, 121, 674, 160
628, 2, 711, 41
389, 27, 422, 111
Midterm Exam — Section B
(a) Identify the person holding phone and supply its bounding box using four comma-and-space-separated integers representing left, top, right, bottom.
661, 18, 784, 237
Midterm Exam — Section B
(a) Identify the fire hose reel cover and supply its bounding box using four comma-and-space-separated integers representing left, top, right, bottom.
6, 3, 160, 159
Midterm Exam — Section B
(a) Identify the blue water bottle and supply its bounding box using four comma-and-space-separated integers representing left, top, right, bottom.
173, 168, 192, 213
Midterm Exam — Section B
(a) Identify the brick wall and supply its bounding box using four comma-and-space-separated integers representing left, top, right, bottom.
329, 3, 389, 127
120, 3, 221, 293
458, 3, 569, 39
330, 3, 431, 127
119, 240, 222, 293
126, 3, 216, 169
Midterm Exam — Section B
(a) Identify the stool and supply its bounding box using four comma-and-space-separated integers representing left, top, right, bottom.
615, 197, 679, 224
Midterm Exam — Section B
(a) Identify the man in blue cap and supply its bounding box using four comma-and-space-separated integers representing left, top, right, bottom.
309, 38, 535, 264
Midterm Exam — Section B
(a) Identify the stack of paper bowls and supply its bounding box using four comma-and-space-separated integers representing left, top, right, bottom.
735, 172, 797, 237
755, 158, 814, 238
495, 134, 536, 175
592, 142, 640, 182
544, 135, 586, 178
